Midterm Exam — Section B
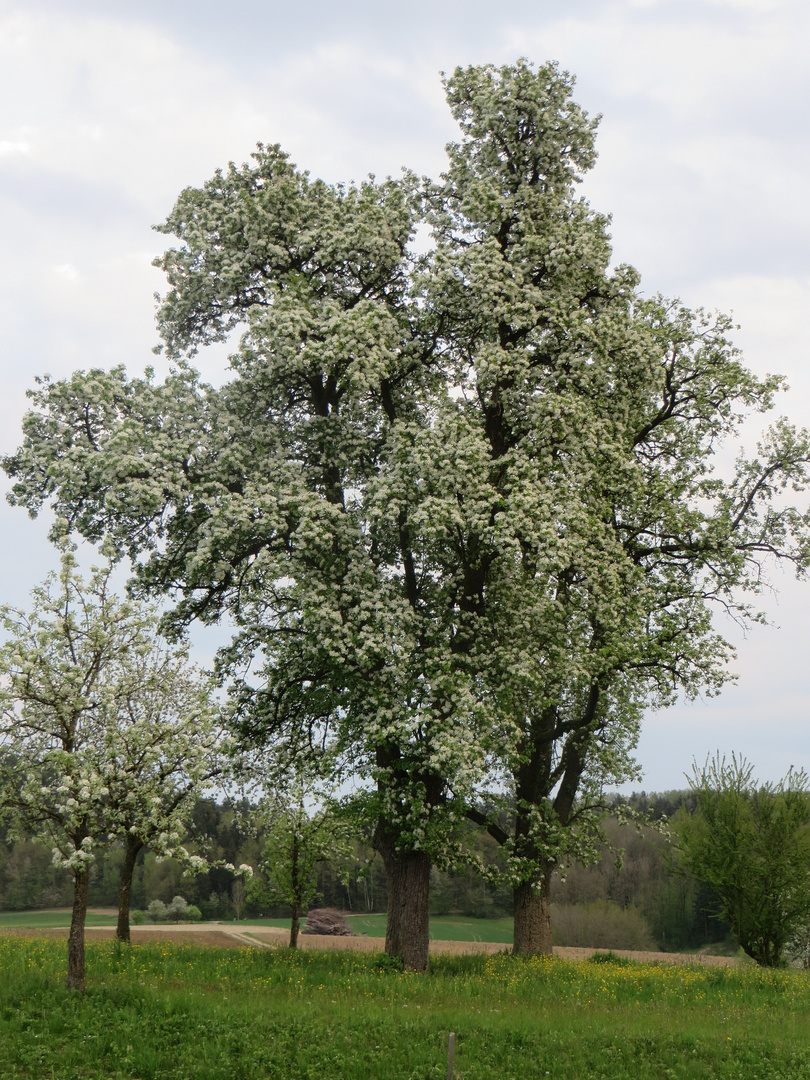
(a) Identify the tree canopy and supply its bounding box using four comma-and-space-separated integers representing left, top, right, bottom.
5, 59, 810, 967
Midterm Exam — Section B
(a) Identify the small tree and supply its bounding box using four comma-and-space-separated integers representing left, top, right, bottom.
0, 553, 155, 989
231, 879, 246, 920
674, 755, 810, 966
102, 642, 226, 942
0, 551, 226, 985
247, 787, 350, 947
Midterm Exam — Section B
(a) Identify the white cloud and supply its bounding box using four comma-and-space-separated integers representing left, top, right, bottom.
2, 0, 810, 788
706, 0, 788, 10
0, 140, 30, 155
0, 13, 266, 206
502, 3, 809, 122
0, 10, 456, 403
52, 262, 79, 280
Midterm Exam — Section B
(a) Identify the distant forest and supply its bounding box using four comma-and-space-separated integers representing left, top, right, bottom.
0, 791, 730, 952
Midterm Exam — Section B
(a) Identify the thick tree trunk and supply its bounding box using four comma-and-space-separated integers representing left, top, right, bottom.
381, 843, 431, 972
116, 835, 143, 943
290, 904, 300, 948
513, 864, 553, 956
372, 748, 438, 972
67, 867, 89, 991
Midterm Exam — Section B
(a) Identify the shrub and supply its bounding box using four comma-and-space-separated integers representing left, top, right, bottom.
147, 899, 168, 922
675, 755, 810, 967
588, 951, 634, 966
166, 896, 189, 921
787, 922, 810, 969
149, 896, 201, 922
130, 910, 146, 925
372, 952, 404, 973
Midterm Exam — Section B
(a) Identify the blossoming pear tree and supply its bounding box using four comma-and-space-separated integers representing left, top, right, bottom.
101, 641, 227, 942
0, 552, 226, 986
423, 67, 810, 952
5, 60, 810, 968
0, 553, 151, 989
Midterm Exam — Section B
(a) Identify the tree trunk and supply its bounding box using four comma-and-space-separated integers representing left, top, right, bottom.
67, 867, 89, 991
116, 834, 143, 943
290, 903, 300, 948
371, 749, 437, 972
380, 843, 431, 971
513, 864, 553, 956
289, 832, 300, 948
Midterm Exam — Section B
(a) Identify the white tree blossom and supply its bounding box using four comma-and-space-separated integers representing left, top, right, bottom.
0, 552, 226, 983
5, 60, 810, 966
101, 640, 228, 941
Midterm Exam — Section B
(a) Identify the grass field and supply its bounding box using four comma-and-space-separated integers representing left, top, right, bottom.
1, 936, 809, 1078
346, 913, 514, 942
0, 910, 117, 929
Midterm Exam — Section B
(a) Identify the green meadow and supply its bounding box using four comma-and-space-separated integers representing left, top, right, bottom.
1, 935, 810, 1078
0, 910, 118, 929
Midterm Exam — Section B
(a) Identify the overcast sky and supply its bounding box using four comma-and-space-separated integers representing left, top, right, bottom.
1, 0, 808, 791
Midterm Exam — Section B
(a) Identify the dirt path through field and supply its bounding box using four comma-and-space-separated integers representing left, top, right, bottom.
0, 923, 740, 965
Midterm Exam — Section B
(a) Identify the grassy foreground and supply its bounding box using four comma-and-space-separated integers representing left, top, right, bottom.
2, 938, 810, 1078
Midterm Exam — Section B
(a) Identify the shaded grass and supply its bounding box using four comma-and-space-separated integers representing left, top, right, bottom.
2, 936, 810, 1078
